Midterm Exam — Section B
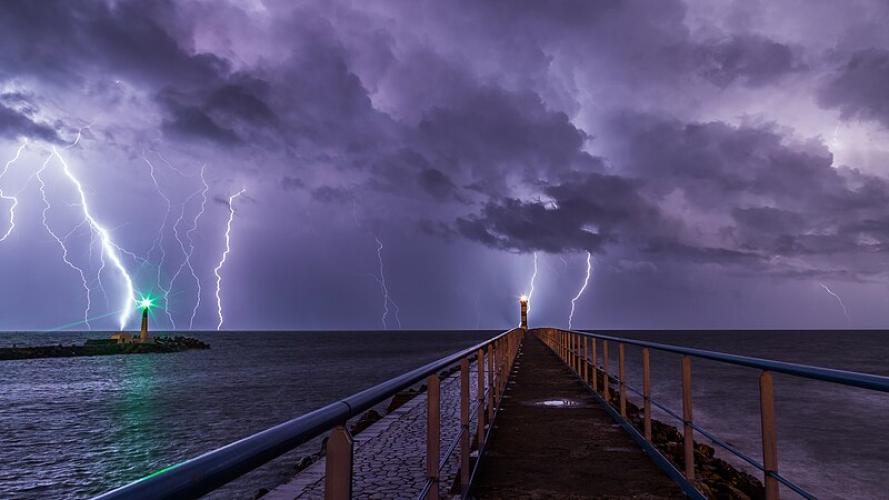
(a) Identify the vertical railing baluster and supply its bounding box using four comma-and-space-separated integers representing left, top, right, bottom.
487, 344, 494, 421
681, 356, 694, 481
324, 426, 353, 500
591, 338, 598, 392
642, 348, 652, 441
460, 358, 470, 497
427, 374, 440, 500
619, 343, 626, 417
760, 371, 779, 500
477, 349, 486, 450
602, 340, 610, 401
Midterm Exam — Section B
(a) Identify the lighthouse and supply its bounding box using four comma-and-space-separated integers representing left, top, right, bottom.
139, 306, 150, 343
520, 295, 528, 330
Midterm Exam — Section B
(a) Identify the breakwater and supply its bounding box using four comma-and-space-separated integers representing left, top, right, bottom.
0, 336, 209, 361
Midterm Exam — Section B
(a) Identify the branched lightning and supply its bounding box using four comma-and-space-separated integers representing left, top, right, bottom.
39, 148, 137, 330
818, 282, 851, 325
525, 252, 539, 315
568, 251, 592, 330
37, 153, 93, 329
143, 157, 176, 328
214, 188, 246, 331
0, 140, 28, 242
167, 165, 209, 330
374, 236, 402, 329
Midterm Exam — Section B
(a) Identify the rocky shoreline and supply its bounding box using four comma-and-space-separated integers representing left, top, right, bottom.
0, 336, 210, 360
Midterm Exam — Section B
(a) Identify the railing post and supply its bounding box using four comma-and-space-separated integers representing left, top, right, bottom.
324, 426, 353, 500
477, 349, 486, 449
591, 338, 597, 392
642, 348, 652, 441
760, 371, 779, 500
570, 334, 576, 371
618, 343, 626, 417
583, 336, 589, 384
427, 374, 441, 500
460, 358, 470, 496
602, 340, 610, 401
487, 344, 494, 421
681, 356, 694, 481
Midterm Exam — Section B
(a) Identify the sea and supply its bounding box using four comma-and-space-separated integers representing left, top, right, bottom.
0, 330, 887, 499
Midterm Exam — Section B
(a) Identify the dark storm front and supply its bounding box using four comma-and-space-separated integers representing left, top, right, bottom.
0, 330, 494, 499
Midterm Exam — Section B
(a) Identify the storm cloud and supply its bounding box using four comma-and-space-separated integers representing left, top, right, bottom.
0, 0, 888, 330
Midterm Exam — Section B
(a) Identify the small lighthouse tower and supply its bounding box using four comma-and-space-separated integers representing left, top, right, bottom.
139, 307, 150, 343
520, 295, 528, 331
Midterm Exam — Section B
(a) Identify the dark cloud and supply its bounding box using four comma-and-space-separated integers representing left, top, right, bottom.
281, 176, 305, 192
312, 186, 355, 204
818, 48, 889, 128
0, 100, 62, 143
699, 35, 805, 88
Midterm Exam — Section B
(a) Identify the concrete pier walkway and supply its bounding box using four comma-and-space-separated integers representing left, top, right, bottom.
470, 333, 684, 499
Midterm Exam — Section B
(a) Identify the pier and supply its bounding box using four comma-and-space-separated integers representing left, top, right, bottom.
94, 301, 889, 500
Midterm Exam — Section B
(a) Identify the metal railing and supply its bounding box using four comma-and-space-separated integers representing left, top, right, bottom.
535, 328, 889, 500
94, 328, 524, 500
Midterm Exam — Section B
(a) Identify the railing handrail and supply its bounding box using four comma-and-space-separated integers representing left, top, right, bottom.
94, 328, 519, 500
562, 329, 889, 392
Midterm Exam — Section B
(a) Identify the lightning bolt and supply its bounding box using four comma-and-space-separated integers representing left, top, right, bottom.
36, 153, 93, 329
568, 251, 592, 330
818, 282, 851, 325
167, 165, 209, 330
0, 140, 28, 242
214, 188, 246, 331
524, 252, 539, 315
143, 157, 176, 328
44, 147, 137, 330
374, 236, 402, 329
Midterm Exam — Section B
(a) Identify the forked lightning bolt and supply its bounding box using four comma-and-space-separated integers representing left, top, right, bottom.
37, 153, 93, 328
167, 165, 209, 330
819, 282, 851, 325
143, 157, 176, 328
40, 148, 137, 330
214, 188, 246, 330
568, 252, 592, 330
375, 236, 402, 329
0, 140, 28, 242
524, 252, 539, 317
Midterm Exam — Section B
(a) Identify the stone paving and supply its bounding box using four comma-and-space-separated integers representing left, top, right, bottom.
266, 362, 484, 500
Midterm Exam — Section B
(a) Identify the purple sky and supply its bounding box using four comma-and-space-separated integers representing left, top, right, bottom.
1, 0, 889, 331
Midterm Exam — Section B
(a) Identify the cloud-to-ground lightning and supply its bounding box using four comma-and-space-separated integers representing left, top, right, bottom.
818, 282, 851, 325
374, 236, 402, 329
36, 147, 137, 330
524, 252, 539, 315
0, 140, 28, 242
568, 251, 592, 330
36, 153, 94, 329
143, 156, 176, 328
214, 188, 246, 330
166, 165, 209, 330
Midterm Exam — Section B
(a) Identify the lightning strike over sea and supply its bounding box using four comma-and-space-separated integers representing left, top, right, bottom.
167, 165, 209, 330
214, 188, 246, 331
819, 282, 851, 325
374, 235, 402, 329
568, 251, 592, 330
143, 156, 176, 328
0, 140, 28, 242
524, 252, 539, 316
